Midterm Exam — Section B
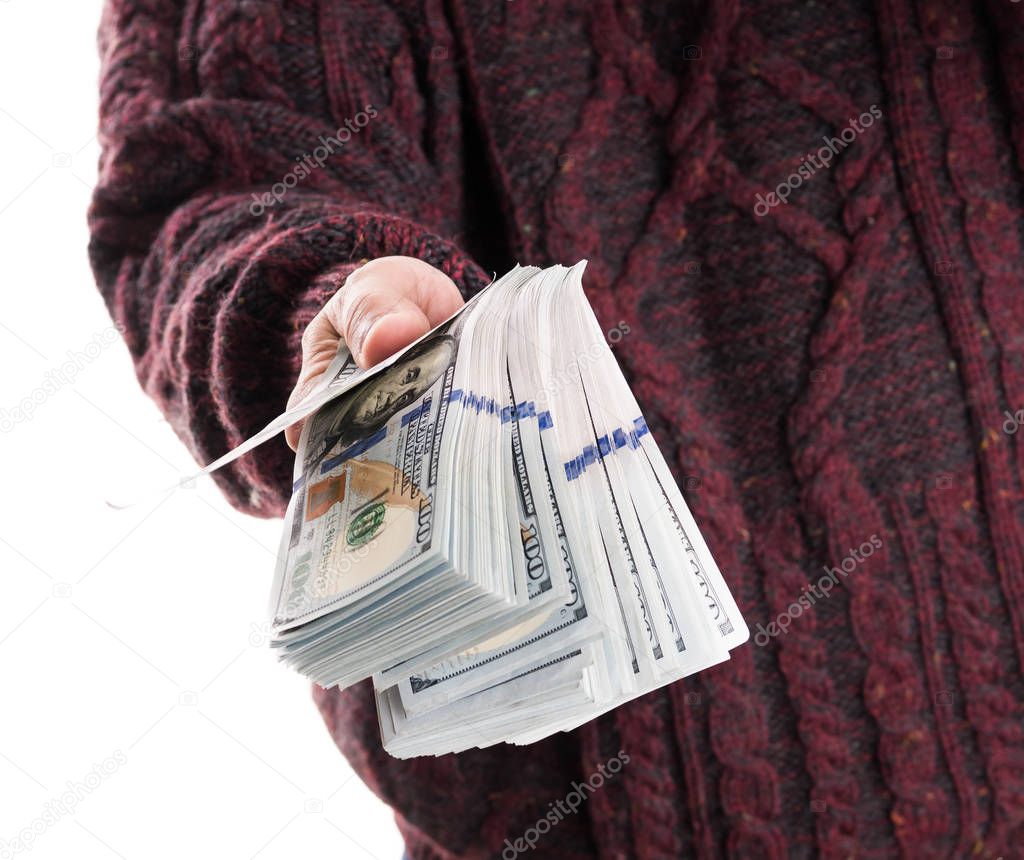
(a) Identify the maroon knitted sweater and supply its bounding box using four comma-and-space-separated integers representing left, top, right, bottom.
89, 1, 1024, 858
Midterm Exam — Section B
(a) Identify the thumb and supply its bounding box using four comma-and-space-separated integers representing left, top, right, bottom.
284, 256, 464, 450
349, 295, 433, 369
338, 256, 464, 367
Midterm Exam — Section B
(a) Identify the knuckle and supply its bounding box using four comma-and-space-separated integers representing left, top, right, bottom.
344, 265, 367, 286
300, 323, 319, 352
343, 288, 380, 336
348, 257, 385, 282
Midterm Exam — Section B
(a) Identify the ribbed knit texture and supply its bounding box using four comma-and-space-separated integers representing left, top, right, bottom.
89, 2, 1024, 857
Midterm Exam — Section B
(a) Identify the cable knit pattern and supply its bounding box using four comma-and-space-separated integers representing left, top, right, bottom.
752, 512, 865, 858
90, 1, 1024, 857
927, 474, 1024, 855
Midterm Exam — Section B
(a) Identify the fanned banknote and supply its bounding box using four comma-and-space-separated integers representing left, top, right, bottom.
257, 261, 749, 757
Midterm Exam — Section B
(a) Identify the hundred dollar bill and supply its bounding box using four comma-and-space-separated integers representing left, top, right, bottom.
389, 368, 597, 710
269, 307, 472, 629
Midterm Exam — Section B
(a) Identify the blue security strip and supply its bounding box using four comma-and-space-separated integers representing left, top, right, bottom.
321, 426, 387, 473
400, 400, 431, 427
458, 390, 500, 416
538, 410, 553, 430
562, 416, 648, 481
500, 400, 537, 423
564, 455, 586, 482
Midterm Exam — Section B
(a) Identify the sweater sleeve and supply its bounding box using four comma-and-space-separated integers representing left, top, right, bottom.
88, 0, 489, 517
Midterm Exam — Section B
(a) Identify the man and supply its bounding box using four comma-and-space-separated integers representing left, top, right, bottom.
89, 1, 1024, 857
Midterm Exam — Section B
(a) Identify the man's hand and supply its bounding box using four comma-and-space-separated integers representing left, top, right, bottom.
284, 256, 465, 451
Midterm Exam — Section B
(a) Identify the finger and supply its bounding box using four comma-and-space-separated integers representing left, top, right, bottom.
284, 308, 346, 450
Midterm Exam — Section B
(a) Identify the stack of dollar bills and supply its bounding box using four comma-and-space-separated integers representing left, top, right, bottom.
266, 262, 748, 757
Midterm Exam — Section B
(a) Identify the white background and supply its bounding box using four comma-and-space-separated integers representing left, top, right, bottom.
0, 3, 403, 858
